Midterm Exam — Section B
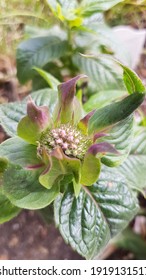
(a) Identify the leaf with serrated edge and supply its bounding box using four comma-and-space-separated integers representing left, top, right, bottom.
16, 36, 68, 83
101, 115, 134, 167
54, 168, 139, 259
72, 54, 124, 91
117, 62, 145, 94
0, 88, 58, 137
118, 127, 146, 192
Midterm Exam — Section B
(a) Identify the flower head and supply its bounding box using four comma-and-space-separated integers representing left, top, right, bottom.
17, 75, 118, 195
39, 124, 91, 159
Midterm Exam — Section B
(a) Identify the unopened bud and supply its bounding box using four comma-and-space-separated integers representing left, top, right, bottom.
68, 135, 74, 142
65, 149, 71, 155
62, 142, 69, 149
56, 139, 63, 144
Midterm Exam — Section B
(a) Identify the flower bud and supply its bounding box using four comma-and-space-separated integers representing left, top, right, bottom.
27, 97, 51, 130
17, 97, 52, 144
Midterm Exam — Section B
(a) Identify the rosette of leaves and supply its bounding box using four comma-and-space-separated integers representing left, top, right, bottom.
0, 65, 145, 259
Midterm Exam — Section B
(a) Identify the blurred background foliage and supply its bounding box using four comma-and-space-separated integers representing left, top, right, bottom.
0, 0, 50, 55
105, 0, 146, 28
0, 0, 146, 56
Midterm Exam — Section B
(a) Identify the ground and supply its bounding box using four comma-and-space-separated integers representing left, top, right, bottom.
0, 210, 83, 260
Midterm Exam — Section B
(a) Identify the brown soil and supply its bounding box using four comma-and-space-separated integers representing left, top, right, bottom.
0, 210, 83, 260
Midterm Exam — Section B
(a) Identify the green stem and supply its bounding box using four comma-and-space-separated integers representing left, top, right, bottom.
67, 26, 74, 50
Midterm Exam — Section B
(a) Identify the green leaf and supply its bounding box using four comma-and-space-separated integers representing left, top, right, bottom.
80, 152, 101, 186
0, 158, 8, 173
46, 0, 81, 26
119, 155, 146, 193
57, 74, 87, 124
54, 168, 139, 259
131, 128, 146, 154
73, 180, 82, 198
16, 36, 68, 83
31, 89, 58, 113
17, 98, 52, 145
118, 128, 146, 192
46, 0, 57, 12
0, 88, 58, 137
57, 0, 77, 10
101, 115, 134, 167
17, 116, 43, 145
33, 67, 60, 90
115, 229, 146, 260
77, 0, 124, 17
39, 204, 54, 225
46, 0, 77, 12
39, 147, 81, 189
0, 189, 21, 224
73, 54, 124, 91
88, 92, 144, 135
84, 90, 126, 112
0, 102, 26, 137
24, 25, 67, 40
117, 62, 146, 94
2, 164, 60, 210
0, 137, 42, 168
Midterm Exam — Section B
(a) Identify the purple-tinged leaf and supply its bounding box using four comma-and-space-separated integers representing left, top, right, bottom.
17, 97, 52, 145
57, 74, 87, 124
39, 147, 81, 189
78, 110, 95, 134
80, 142, 118, 186
27, 97, 52, 129
93, 133, 108, 142
25, 163, 45, 170
50, 146, 64, 160
88, 142, 118, 156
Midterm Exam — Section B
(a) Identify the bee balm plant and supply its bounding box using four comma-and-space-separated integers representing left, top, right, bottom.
0, 66, 145, 259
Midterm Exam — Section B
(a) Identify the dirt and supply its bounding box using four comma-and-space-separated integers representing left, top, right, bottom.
0, 210, 83, 260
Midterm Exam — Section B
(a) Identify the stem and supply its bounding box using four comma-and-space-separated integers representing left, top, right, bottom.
138, 208, 146, 217
67, 28, 72, 45
67, 26, 74, 50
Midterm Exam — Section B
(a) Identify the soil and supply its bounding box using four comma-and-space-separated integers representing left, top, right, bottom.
0, 210, 83, 260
